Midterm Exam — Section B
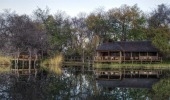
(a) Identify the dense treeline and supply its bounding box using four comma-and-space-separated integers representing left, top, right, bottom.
0, 4, 170, 59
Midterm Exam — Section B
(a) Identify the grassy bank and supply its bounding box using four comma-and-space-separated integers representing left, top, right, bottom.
0, 56, 11, 65
41, 54, 63, 74
94, 63, 170, 69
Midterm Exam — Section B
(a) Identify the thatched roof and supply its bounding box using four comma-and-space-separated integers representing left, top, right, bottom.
96, 41, 159, 52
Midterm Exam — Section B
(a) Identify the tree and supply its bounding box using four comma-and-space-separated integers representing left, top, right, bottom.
152, 78, 170, 100
34, 8, 72, 55
108, 4, 147, 41
147, 4, 170, 54
86, 8, 109, 43
68, 15, 89, 61
148, 4, 170, 28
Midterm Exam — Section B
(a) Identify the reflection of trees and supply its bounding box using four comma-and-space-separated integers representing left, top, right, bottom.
0, 73, 11, 100
151, 78, 170, 100
90, 87, 149, 100
0, 72, 150, 100
63, 66, 100, 99
0, 67, 100, 100
8, 74, 72, 100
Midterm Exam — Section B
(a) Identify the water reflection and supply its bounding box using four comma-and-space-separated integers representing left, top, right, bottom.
0, 65, 170, 100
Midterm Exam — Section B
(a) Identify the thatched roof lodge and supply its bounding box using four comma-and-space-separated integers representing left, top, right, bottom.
94, 41, 162, 63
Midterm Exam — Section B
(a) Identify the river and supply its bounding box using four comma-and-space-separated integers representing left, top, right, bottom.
0, 65, 170, 100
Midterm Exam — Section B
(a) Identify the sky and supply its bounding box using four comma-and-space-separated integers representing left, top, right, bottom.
0, 0, 170, 17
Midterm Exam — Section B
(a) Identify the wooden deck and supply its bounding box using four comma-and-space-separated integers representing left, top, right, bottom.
94, 56, 162, 63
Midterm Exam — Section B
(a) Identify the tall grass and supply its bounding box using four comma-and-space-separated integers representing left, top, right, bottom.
0, 66, 10, 73
0, 56, 11, 65
41, 54, 63, 74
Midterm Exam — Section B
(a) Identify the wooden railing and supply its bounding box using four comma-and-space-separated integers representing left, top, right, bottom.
94, 56, 162, 63
94, 56, 120, 61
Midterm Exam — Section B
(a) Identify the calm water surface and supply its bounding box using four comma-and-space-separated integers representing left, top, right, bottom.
0, 65, 170, 100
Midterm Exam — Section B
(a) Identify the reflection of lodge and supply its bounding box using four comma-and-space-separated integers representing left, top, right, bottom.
94, 41, 162, 63
11, 65, 38, 81
11, 51, 39, 66
11, 67, 37, 76
11, 51, 39, 80
97, 78, 159, 88
95, 69, 162, 80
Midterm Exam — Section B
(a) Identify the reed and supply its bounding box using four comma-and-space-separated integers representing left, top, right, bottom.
0, 66, 10, 73
41, 54, 63, 74
0, 56, 11, 65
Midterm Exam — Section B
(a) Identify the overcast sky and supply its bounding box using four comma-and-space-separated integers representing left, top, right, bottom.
0, 0, 170, 17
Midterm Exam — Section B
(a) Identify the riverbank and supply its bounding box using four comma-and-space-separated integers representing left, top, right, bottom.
94, 63, 170, 69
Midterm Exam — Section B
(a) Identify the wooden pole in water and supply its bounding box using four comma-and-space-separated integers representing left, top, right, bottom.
33, 49, 38, 69
120, 71, 122, 80
14, 55, 17, 74
16, 50, 19, 76
157, 71, 159, 78
22, 60, 24, 68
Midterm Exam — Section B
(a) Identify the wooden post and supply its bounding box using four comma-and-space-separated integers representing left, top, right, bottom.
147, 52, 148, 60
108, 51, 110, 61
124, 69, 125, 78
157, 71, 159, 78
16, 50, 19, 77
108, 72, 109, 79
139, 70, 140, 78
157, 52, 159, 61
33, 49, 38, 69
16, 55, 19, 66
14, 55, 17, 74
119, 71, 122, 80
28, 48, 32, 75
131, 52, 133, 64
119, 51, 122, 63
139, 52, 142, 64
124, 52, 125, 63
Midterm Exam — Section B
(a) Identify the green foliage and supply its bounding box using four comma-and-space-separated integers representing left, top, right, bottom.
147, 4, 170, 54
150, 27, 170, 54
152, 78, 170, 99
0, 3, 170, 59
107, 4, 147, 41
44, 14, 71, 54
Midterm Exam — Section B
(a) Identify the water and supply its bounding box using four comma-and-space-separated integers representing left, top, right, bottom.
0, 65, 170, 100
